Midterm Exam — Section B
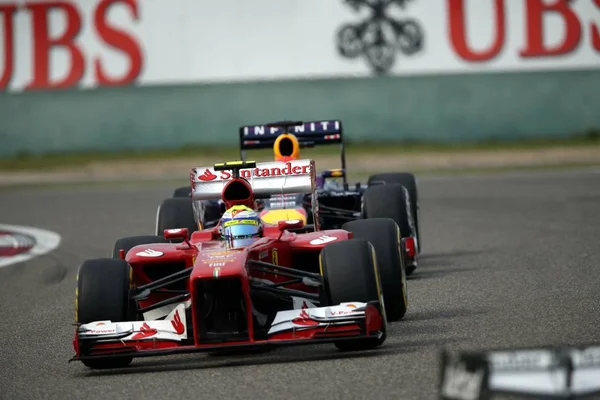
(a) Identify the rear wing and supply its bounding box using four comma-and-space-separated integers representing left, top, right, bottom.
238, 120, 348, 188
190, 159, 316, 202
239, 120, 344, 150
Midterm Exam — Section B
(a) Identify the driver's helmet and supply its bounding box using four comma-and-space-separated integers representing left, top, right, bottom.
219, 205, 263, 248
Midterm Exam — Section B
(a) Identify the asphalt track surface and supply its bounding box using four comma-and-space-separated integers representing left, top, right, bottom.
1, 169, 600, 400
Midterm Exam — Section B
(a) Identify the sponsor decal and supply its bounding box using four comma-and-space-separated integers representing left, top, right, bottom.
170, 310, 185, 335
131, 322, 158, 340
166, 228, 185, 235
346, 304, 357, 309
259, 250, 268, 260
272, 248, 279, 265
86, 328, 117, 335
135, 249, 163, 257
213, 267, 221, 279
243, 121, 341, 137
201, 252, 236, 263
329, 309, 355, 316
291, 308, 319, 327
310, 235, 338, 245
337, 0, 424, 75
202, 258, 234, 264
205, 251, 230, 256
198, 169, 217, 181
208, 262, 226, 267
0, 224, 61, 269
199, 162, 311, 181
223, 219, 259, 227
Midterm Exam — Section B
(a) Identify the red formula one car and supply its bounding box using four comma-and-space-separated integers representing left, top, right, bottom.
71, 159, 410, 369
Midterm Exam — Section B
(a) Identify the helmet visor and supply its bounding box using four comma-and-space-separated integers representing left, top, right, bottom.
223, 221, 260, 239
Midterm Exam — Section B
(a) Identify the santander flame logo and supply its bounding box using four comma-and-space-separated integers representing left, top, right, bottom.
171, 310, 185, 335
198, 169, 218, 181
132, 322, 158, 340
292, 301, 319, 326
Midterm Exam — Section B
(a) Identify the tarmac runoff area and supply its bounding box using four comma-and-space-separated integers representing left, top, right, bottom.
0, 167, 599, 399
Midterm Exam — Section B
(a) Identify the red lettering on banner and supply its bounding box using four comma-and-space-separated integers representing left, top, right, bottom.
0, 1, 143, 91
448, 0, 506, 62
520, 0, 582, 57
592, 0, 600, 51
94, 0, 143, 86
24, 2, 85, 90
220, 171, 232, 180
0, 4, 17, 90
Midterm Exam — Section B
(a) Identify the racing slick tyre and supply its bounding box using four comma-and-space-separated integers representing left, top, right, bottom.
320, 239, 387, 351
155, 197, 197, 237
362, 183, 418, 275
173, 186, 192, 198
367, 172, 421, 253
342, 218, 408, 322
76, 258, 134, 369
112, 235, 168, 258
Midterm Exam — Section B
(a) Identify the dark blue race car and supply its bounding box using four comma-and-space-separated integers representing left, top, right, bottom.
162, 120, 421, 274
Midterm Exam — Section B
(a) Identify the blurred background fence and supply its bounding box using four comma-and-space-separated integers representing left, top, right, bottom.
1, 0, 599, 157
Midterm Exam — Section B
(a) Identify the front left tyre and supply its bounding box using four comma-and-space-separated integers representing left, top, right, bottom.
320, 239, 387, 351
76, 258, 134, 369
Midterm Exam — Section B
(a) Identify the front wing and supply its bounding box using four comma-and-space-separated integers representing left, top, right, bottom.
71, 301, 384, 363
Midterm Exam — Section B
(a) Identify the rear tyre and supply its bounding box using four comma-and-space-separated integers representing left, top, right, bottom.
342, 218, 408, 322
76, 258, 134, 369
112, 235, 168, 258
173, 186, 192, 198
320, 239, 387, 351
196, 200, 224, 229
363, 183, 413, 240
367, 172, 421, 253
155, 198, 197, 236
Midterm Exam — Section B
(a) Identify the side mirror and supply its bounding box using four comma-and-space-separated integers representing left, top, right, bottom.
163, 228, 189, 241
278, 219, 305, 231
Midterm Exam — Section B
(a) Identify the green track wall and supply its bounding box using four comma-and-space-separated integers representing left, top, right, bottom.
1, 68, 599, 157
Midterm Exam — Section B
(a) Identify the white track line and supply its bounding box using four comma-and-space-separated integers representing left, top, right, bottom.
0, 224, 61, 268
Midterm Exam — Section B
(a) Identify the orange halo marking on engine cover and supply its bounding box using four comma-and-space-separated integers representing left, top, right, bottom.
274, 133, 300, 161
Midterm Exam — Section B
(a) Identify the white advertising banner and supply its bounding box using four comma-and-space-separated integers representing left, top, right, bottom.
0, 0, 599, 92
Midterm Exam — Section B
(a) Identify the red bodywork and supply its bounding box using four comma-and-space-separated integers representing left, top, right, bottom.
71, 172, 384, 363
